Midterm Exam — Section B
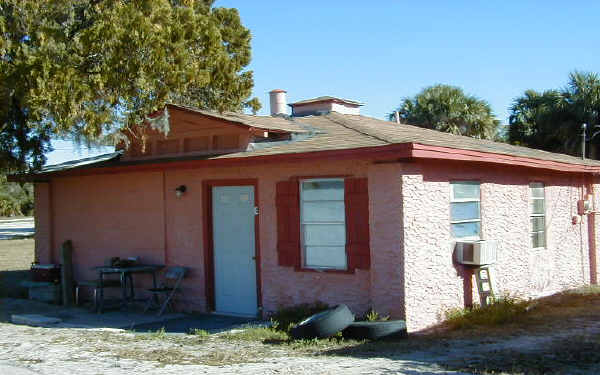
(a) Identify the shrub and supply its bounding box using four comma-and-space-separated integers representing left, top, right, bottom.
444, 295, 530, 330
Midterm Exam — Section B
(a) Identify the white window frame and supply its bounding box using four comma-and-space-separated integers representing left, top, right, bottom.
529, 182, 546, 250
299, 178, 347, 270
450, 181, 482, 240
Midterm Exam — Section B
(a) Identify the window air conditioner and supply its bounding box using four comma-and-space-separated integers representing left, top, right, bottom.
454, 240, 498, 266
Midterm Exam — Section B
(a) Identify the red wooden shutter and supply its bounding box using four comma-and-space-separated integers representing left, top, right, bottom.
345, 178, 371, 270
276, 180, 301, 267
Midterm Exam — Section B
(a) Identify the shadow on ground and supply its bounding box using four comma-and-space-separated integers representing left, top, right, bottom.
132, 314, 257, 334
0, 297, 261, 335
0, 270, 30, 299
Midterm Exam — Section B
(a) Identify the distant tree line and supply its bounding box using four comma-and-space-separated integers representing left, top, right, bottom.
0, 176, 33, 217
391, 71, 600, 159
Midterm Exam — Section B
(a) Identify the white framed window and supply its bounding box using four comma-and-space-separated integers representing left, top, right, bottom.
450, 181, 481, 239
529, 182, 546, 249
300, 178, 347, 269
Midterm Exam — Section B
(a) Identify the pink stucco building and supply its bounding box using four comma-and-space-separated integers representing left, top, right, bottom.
14, 91, 600, 332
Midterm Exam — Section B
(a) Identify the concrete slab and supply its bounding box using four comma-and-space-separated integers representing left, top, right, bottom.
2, 298, 184, 330
2, 298, 266, 334
131, 314, 260, 334
11, 314, 62, 326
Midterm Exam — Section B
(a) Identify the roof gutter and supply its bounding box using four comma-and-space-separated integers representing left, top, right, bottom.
9, 142, 600, 183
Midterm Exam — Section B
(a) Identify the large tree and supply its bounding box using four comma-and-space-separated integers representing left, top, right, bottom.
508, 71, 600, 158
0, 0, 260, 172
390, 84, 500, 140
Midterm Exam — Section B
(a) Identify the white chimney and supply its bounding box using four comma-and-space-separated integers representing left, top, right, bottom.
269, 89, 287, 116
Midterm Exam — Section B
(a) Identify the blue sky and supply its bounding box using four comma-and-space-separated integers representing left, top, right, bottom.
45, 1, 600, 165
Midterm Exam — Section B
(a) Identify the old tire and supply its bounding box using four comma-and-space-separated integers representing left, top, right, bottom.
342, 320, 407, 341
290, 304, 354, 340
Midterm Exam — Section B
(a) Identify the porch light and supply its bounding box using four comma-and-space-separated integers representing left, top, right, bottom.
175, 185, 187, 198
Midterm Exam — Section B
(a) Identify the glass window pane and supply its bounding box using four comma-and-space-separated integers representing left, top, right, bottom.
301, 180, 344, 201
531, 217, 545, 232
305, 246, 347, 268
531, 232, 546, 248
531, 199, 545, 215
452, 182, 480, 200
302, 201, 345, 222
530, 183, 545, 198
303, 224, 346, 246
451, 222, 481, 238
451, 202, 480, 221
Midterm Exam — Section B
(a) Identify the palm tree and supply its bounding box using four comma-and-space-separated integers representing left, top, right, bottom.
389, 84, 500, 140
508, 71, 600, 158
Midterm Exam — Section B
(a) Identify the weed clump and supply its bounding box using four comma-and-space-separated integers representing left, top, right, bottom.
444, 295, 530, 330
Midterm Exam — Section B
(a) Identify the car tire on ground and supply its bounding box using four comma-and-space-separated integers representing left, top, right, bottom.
342, 320, 407, 341
290, 304, 354, 340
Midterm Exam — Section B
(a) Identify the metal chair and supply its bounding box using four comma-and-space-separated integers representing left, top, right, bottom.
75, 279, 122, 311
143, 266, 187, 316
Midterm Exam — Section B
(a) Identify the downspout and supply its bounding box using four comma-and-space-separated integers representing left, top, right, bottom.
587, 174, 598, 284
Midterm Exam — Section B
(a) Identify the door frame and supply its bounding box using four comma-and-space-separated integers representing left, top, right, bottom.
202, 179, 262, 315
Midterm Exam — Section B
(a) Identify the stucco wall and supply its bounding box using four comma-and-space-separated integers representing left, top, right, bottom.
367, 164, 405, 318
36, 156, 598, 326
401, 161, 592, 331
45, 159, 374, 315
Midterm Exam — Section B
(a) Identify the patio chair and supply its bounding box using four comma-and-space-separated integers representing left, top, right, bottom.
75, 278, 122, 311
143, 266, 187, 316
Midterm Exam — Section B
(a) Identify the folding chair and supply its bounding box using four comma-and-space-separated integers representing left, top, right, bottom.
143, 266, 187, 316
75, 279, 122, 311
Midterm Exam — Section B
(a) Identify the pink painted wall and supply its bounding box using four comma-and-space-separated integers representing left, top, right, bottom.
42, 159, 375, 315
34, 156, 599, 330
401, 160, 593, 331
33, 182, 52, 264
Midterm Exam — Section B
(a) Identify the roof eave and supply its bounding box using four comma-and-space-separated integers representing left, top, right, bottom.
10, 141, 600, 183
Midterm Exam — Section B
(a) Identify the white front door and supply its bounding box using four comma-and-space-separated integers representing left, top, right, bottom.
212, 185, 258, 316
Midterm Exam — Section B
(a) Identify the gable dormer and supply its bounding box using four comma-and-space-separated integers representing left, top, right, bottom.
117, 104, 298, 160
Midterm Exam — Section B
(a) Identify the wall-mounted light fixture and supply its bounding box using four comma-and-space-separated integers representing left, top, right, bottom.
175, 185, 187, 198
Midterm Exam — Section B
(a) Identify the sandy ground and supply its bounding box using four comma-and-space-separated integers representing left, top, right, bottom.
0, 322, 469, 375
1, 316, 599, 375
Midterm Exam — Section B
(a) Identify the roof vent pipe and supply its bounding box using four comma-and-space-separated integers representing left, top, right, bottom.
269, 89, 288, 116
394, 111, 400, 124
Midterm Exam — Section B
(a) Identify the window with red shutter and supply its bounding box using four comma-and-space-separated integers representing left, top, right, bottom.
345, 178, 371, 270
276, 177, 371, 271
275, 181, 301, 267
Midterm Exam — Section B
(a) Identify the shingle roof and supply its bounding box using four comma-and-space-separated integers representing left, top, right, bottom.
210, 112, 600, 167
168, 104, 308, 133
14, 109, 600, 180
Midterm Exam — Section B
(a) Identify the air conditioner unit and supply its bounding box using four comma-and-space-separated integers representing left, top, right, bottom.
454, 240, 498, 266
